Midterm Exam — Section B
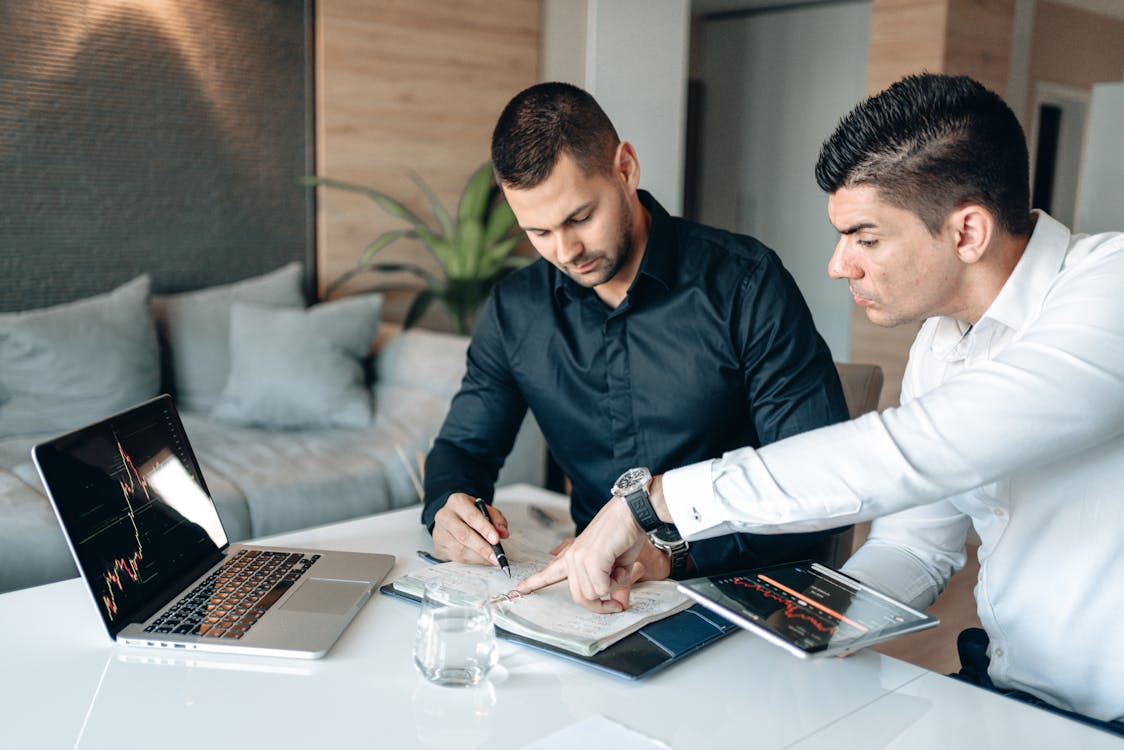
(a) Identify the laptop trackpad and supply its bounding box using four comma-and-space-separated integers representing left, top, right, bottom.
281, 579, 369, 615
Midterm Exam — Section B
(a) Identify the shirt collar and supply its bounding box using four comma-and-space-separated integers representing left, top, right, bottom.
930, 210, 1070, 359
977, 210, 1069, 331
553, 190, 676, 304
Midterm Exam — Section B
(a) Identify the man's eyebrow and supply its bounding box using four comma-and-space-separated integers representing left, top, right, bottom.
521, 202, 593, 233
836, 221, 878, 235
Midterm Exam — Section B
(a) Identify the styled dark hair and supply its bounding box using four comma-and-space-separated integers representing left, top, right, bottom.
815, 74, 1031, 236
491, 82, 620, 189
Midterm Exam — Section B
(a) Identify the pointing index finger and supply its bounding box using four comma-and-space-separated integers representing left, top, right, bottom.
515, 555, 568, 595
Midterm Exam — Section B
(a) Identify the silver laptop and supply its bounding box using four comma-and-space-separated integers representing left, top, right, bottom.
32, 394, 394, 659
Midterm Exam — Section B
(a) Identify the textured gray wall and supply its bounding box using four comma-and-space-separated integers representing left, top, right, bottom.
0, 0, 314, 312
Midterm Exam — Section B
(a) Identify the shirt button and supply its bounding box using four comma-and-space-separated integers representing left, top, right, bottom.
993, 648, 1004, 659
993, 507, 1006, 518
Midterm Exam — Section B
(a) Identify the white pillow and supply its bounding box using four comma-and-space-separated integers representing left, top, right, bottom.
210, 293, 384, 430
0, 275, 159, 437
150, 263, 304, 413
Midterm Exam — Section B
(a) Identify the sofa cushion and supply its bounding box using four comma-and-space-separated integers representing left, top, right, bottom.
211, 293, 384, 430
0, 275, 159, 438
151, 263, 305, 414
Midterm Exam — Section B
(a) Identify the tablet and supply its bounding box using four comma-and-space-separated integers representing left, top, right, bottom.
677, 560, 939, 659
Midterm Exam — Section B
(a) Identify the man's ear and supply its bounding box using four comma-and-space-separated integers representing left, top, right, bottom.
614, 141, 641, 190
949, 205, 994, 265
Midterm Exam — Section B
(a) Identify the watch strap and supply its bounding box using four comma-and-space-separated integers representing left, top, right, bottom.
649, 525, 691, 579
623, 487, 662, 533
664, 543, 691, 579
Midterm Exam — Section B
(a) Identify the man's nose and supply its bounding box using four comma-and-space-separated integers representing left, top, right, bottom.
555, 230, 583, 264
828, 238, 856, 280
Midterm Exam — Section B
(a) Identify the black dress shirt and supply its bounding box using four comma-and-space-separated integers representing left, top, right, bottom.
423, 191, 850, 574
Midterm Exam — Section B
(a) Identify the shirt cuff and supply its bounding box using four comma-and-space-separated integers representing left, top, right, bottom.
662, 459, 730, 541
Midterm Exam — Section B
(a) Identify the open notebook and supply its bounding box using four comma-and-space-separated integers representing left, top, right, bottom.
391, 539, 692, 657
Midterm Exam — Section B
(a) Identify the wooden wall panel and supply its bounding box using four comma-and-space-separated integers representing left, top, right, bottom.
315, 0, 540, 326
867, 0, 948, 95
943, 0, 1013, 94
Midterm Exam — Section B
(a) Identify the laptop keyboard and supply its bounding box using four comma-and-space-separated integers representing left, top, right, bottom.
144, 550, 321, 639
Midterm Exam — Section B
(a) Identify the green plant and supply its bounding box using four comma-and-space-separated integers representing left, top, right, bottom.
298, 162, 532, 335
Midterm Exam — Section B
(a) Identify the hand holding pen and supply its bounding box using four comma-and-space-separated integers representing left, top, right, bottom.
475, 498, 511, 578
430, 492, 512, 573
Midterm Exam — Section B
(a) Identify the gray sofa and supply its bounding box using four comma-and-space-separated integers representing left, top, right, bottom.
0, 326, 545, 594
0, 267, 544, 594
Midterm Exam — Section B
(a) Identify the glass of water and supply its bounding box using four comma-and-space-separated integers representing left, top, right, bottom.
413, 579, 498, 687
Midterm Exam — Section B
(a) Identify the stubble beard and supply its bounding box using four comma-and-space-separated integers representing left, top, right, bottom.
566, 190, 634, 288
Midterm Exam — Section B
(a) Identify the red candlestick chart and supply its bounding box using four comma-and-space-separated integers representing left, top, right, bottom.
97, 437, 156, 621
730, 574, 868, 636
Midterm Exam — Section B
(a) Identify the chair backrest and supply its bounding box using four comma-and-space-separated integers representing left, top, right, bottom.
834, 362, 885, 418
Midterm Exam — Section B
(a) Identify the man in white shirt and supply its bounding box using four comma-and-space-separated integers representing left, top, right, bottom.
518, 74, 1124, 731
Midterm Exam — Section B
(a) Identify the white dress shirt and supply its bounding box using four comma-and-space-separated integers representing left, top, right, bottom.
662, 212, 1124, 721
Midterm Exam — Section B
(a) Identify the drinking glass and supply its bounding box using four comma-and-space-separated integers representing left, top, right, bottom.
413, 579, 498, 687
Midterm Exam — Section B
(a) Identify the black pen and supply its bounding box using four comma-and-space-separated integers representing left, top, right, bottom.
474, 498, 511, 578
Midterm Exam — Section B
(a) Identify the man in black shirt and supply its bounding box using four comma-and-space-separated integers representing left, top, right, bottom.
423, 82, 848, 582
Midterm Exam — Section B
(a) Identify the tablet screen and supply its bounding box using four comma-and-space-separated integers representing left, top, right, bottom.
678, 561, 937, 657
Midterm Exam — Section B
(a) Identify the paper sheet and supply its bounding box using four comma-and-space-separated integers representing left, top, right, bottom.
520, 714, 672, 750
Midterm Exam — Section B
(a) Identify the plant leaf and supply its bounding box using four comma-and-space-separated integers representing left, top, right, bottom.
454, 217, 485, 279
409, 171, 454, 238
403, 289, 437, 329
483, 234, 525, 266
357, 228, 418, 264
456, 163, 494, 226
298, 175, 433, 233
324, 266, 371, 298
423, 235, 458, 276
483, 193, 519, 246
360, 262, 442, 288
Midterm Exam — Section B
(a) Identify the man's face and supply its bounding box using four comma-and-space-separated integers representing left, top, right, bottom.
502, 153, 633, 289
827, 185, 967, 327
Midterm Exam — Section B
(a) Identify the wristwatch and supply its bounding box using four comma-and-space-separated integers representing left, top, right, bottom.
650, 524, 691, 580
611, 467, 662, 533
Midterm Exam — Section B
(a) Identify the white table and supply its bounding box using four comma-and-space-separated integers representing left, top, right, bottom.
0, 484, 1117, 749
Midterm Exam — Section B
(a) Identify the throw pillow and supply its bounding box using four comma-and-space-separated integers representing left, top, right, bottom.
211, 293, 384, 429
150, 262, 305, 413
0, 275, 159, 437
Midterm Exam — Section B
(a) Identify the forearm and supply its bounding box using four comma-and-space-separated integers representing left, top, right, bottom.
421, 290, 529, 530
422, 438, 503, 530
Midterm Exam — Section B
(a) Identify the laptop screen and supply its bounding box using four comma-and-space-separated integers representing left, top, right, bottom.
33, 395, 228, 634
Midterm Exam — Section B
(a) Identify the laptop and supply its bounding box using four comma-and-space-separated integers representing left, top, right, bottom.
31, 394, 395, 659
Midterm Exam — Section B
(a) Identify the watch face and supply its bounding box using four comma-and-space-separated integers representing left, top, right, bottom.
649, 524, 683, 546
614, 467, 651, 494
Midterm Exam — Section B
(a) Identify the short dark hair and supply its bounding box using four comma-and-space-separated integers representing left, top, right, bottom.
491, 82, 620, 189
815, 74, 1032, 236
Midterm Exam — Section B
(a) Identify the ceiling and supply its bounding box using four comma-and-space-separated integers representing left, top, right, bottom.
692, 0, 1124, 23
